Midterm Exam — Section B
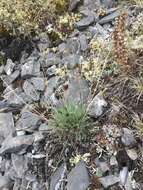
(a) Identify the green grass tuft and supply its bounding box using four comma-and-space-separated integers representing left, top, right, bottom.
49, 103, 91, 142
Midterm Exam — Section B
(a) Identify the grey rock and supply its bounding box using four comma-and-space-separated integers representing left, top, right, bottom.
84, 0, 100, 10
0, 135, 34, 155
106, 7, 119, 15
98, 161, 110, 173
67, 160, 90, 190
0, 158, 11, 174
25, 172, 37, 182
4, 59, 15, 75
20, 178, 30, 190
11, 154, 28, 178
98, 10, 120, 24
50, 164, 67, 190
44, 76, 59, 99
3, 87, 32, 105
47, 93, 61, 107
69, 0, 80, 11
126, 149, 138, 160
79, 34, 88, 51
88, 26, 99, 36
23, 80, 40, 101
0, 112, 15, 144
21, 57, 40, 78
69, 0, 81, 11
0, 99, 19, 110
103, 23, 113, 32
20, 52, 29, 64
63, 76, 90, 104
43, 53, 61, 67
2, 70, 20, 85
32, 181, 46, 190
5, 167, 17, 182
0, 65, 4, 74
30, 77, 45, 91
75, 15, 95, 30
46, 65, 57, 77
0, 175, 13, 190
66, 38, 80, 54
124, 172, 133, 190
58, 43, 67, 54
79, 9, 93, 17
33, 132, 44, 142
119, 167, 128, 186
37, 32, 51, 52
16, 130, 26, 136
110, 156, 118, 166
101, 0, 115, 8
63, 54, 80, 69
39, 123, 49, 131
87, 94, 107, 118
16, 110, 41, 132
30, 154, 46, 159
13, 179, 21, 190
95, 23, 109, 39
121, 128, 137, 147
99, 175, 120, 188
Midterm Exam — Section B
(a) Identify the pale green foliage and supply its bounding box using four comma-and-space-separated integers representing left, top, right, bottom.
132, 13, 143, 36
130, 0, 143, 6
0, 54, 6, 65
49, 103, 90, 142
0, 0, 69, 36
125, 12, 143, 52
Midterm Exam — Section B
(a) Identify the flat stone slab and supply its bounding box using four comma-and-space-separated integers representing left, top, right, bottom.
67, 160, 90, 190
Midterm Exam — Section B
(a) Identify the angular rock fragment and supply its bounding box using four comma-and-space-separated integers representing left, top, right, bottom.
87, 94, 107, 118
69, 0, 81, 11
99, 175, 120, 188
44, 76, 59, 99
16, 110, 41, 132
79, 34, 88, 51
42, 53, 61, 68
0, 175, 13, 189
66, 38, 80, 54
67, 160, 90, 190
11, 154, 28, 178
23, 80, 40, 101
63, 76, 90, 104
62, 54, 81, 69
46, 65, 57, 77
101, 0, 115, 8
50, 164, 67, 190
39, 123, 49, 131
32, 181, 46, 190
4, 87, 32, 105
37, 32, 51, 52
121, 128, 137, 147
0, 135, 34, 155
0, 112, 15, 144
30, 77, 45, 91
95, 23, 109, 39
126, 149, 138, 160
75, 15, 95, 30
0, 65, 4, 74
2, 70, 20, 85
4, 59, 15, 75
98, 10, 120, 24
21, 56, 40, 78
119, 166, 128, 186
